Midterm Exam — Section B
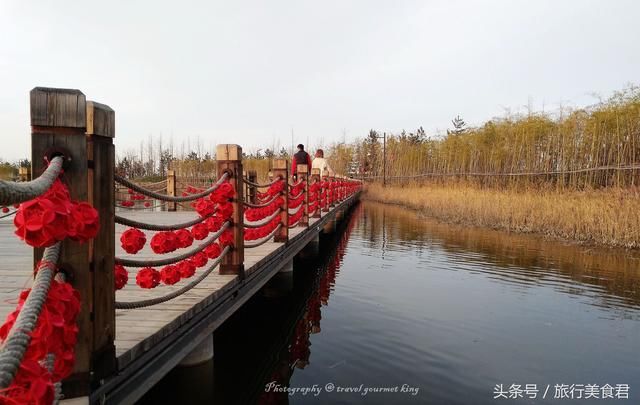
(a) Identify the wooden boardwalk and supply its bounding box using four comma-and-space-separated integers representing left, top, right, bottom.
0, 192, 359, 404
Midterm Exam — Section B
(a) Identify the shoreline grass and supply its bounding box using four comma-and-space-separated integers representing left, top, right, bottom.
363, 182, 640, 249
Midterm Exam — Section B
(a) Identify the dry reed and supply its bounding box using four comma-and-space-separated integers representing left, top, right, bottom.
365, 182, 640, 248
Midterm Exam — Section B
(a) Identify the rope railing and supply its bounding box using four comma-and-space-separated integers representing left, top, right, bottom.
115, 246, 231, 309
288, 204, 303, 216
245, 224, 282, 248
0, 242, 61, 390
242, 176, 283, 188
115, 172, 229, 202
0, 156, 64, 206
115, 210, 214, 231
244, 209, 282, 228
115, 221, 230, 267
243, 194, 280, 209
288, 179, 304, 188
0, 210, 17, 219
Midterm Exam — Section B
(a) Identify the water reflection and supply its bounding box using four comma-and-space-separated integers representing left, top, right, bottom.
140, 201, 640, 405
360, 201, 640, 312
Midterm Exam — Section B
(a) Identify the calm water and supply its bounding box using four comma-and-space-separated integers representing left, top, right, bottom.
140, 201, 640, 404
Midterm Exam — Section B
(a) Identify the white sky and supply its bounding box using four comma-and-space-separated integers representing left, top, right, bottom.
1, 0, 639, 161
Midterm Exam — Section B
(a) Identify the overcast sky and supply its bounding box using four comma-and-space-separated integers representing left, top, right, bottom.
1, 0, 638, 161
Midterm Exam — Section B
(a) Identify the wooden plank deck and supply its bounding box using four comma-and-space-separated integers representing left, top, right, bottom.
0, 192, 359, 404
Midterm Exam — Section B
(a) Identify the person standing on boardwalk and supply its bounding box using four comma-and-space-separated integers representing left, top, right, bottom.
312, 149, 335, 178
291, 144, 312, 179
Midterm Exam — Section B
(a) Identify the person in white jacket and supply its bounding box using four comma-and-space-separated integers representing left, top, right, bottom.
312, 149, 335, 178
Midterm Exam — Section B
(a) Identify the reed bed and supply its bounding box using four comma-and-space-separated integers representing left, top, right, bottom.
364, 182, 640, 248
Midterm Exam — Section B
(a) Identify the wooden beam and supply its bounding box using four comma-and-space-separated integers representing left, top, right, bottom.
30, 87, 91, 397
272, 159, 288, 242
86, 100, 116, 382
216, 145, 244, 276
167, 170, 176, 211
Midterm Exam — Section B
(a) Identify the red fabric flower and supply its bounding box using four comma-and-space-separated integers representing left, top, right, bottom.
175, 229, 194, 248
205, 215, 224, 233
114, 265, 128, 290
150, 231, 178, 254
120, 228, 146, 254
14, 198, 66, 247
190, 251, 208, 268
219, 229, 234, 247
210, 182, 235, 204
2, 206, 9, 213
190, 223, 209, 240
67, 202, 99, 242
204, 242, 221, 259
194, 198, 215, 218
217, 202, 234, 220
144, 201, 151, 208
136, 267, 160, 289
177, 260, 196, 279
160, 265, 181, 285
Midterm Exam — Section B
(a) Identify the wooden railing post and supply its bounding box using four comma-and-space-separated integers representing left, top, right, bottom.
272, 159, 289, 242
248, 170, 257, 204
216, 144, 244, 276
86, 100, 116, 382
311, 168, 321, 218
30, 87, 91, 397
297, 164, 309, 227
167, 169, 177, 211
18, 166, 30, 181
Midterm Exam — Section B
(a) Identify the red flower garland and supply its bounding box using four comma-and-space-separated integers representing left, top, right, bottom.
177, 260, 196, 279
189, 251, 208, 268
205, 215, 224, 233
114, 264, 128, 290
150, 231, 179, 254
175, 229, 194, 248
204, 242, 222, 259
136, 267, 160, 289
190, 223, 209, 240
160, 265, 181, 285
120, 228, 146, 254
0, 279, 80, 405
14, 179, 99, 248
194, 198, 215, 218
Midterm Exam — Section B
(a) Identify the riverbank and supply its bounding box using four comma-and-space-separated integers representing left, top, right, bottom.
363, 183, 640, 249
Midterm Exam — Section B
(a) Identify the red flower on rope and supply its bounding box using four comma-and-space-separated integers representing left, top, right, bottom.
136, 267, 160, 289
67, 202, 99, 242
175, 229, 194, 248
144, 202, 151, 208
205, 215, 224, 233
150, 231, 178, 254
190, 223, 209, 240
177, 260, 196, 279
194, 198, 215, 218
217, 202, 234, 220
204, 242, 221, 259
190, 251, 208, 268
0, 278, 81, 404
114, 264, 128, 290
2, 206, 9, 213
219, 229, 235, 247
120, 228, 146, 254
160, 265, 181, 285
210, 182, 235, 204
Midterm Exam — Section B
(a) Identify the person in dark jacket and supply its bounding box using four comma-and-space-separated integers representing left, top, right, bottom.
291, 144, 312, 178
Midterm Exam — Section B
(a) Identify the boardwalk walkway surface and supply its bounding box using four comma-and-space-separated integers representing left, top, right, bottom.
0, 191, 359, 404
